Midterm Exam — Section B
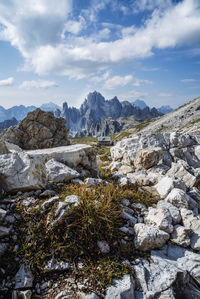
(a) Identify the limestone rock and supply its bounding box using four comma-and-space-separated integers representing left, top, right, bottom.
55, 290, 69, 299
45, 159, 80, 183
145, 207, 173, 233
0, 226, 11, 238
97, 241, 110, 254
170, 225, 191, 247
135, 147, 163, 170
181, 208, 200, 250
134, 244, 200, 298
0, 144, 97, 192
2, 108, 69, 150
165, 188, 191, 209
0, 139, 9, 155
0, 152, 47, 191
41, 196, 59, 210
0, 208, 7, 221
155, 177, 186, 199
134, 223, 169, 251
65, 195, 80, 207
15, 264, 34, 289
105, 275, 135, 299
80, 293, 100, 299
85, 178, 104, 187
168, 162, 196, 188
157, 200, 181, 224
44, 259, 70, 272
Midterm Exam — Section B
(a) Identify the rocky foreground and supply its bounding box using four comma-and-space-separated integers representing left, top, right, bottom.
0, 110, 200, 298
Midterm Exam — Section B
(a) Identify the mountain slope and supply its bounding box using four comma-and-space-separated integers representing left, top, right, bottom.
129, 97, 200, 136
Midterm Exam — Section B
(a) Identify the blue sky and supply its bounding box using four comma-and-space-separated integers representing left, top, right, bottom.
0, 0, 200, 109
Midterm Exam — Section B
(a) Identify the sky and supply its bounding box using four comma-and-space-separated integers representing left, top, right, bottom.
0, 0, 200, 109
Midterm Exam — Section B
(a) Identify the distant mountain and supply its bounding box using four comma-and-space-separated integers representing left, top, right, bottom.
0, 93, 163, 136
0, 105, 36, 121
61, 91, 162, 136
40, 102, 61, 112
0, 117, 18, 130
132, 99, 148, 109
157, 105, 173, 114
0, 102, 61, 122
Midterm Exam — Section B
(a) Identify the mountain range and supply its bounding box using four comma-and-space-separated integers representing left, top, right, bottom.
0, 92, 173, 135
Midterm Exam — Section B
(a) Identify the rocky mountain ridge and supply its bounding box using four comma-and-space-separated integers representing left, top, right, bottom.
60, 91, 162, 136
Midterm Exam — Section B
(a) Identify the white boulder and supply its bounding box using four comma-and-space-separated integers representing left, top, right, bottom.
165, 188, 191, 209
145, 207, 173, 233
157, 201, 181, 224
134, 223, 169, 251
155, 177, 186, 199
170, 225, 191, 247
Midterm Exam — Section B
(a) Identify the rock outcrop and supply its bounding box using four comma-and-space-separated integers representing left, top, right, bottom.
0, 144, 97, 191
1, 109, 69, 150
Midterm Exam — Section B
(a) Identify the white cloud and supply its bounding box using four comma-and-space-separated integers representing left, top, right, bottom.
103, 74, 152, 90
0, 0, 200, 78
133, 0, 172, 13
180, 78, 197, 83
0, 77, 14, 86
158, 92, 172, 97
19, 80, 58, 89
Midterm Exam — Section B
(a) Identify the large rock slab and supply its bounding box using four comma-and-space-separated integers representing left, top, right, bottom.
0, 152, 47, 191
0, 144, 97, 191
134, 244, 200, 298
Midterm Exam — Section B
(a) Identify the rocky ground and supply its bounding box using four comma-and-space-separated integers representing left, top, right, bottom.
0, 107, 200, 298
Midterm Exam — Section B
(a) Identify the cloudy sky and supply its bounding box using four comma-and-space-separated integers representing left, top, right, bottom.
0, 0, 200, 108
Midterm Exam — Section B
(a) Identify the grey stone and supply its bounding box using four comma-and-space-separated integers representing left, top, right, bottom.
65, 195, 80, 207
41, 196, 59, 210
105, 274, 135, 299
181, 208, 200, 250
97, 241, 110, 254
157, 200, 181, 224
155, 177, 186, 199
45, 158, 80, 183
165, 188, 190, 209
134, 244, 200, 298
0, 208, 7, 221
170, 225, 191, 247
44, 259, 70, 272
145, 207, 173, 233
0, 226, 11, 238
85, 178, 104, 187
17, 290, 32, 299
134, 223, 169, 251
135, 147, 163, 170
15, 264, 34, 289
